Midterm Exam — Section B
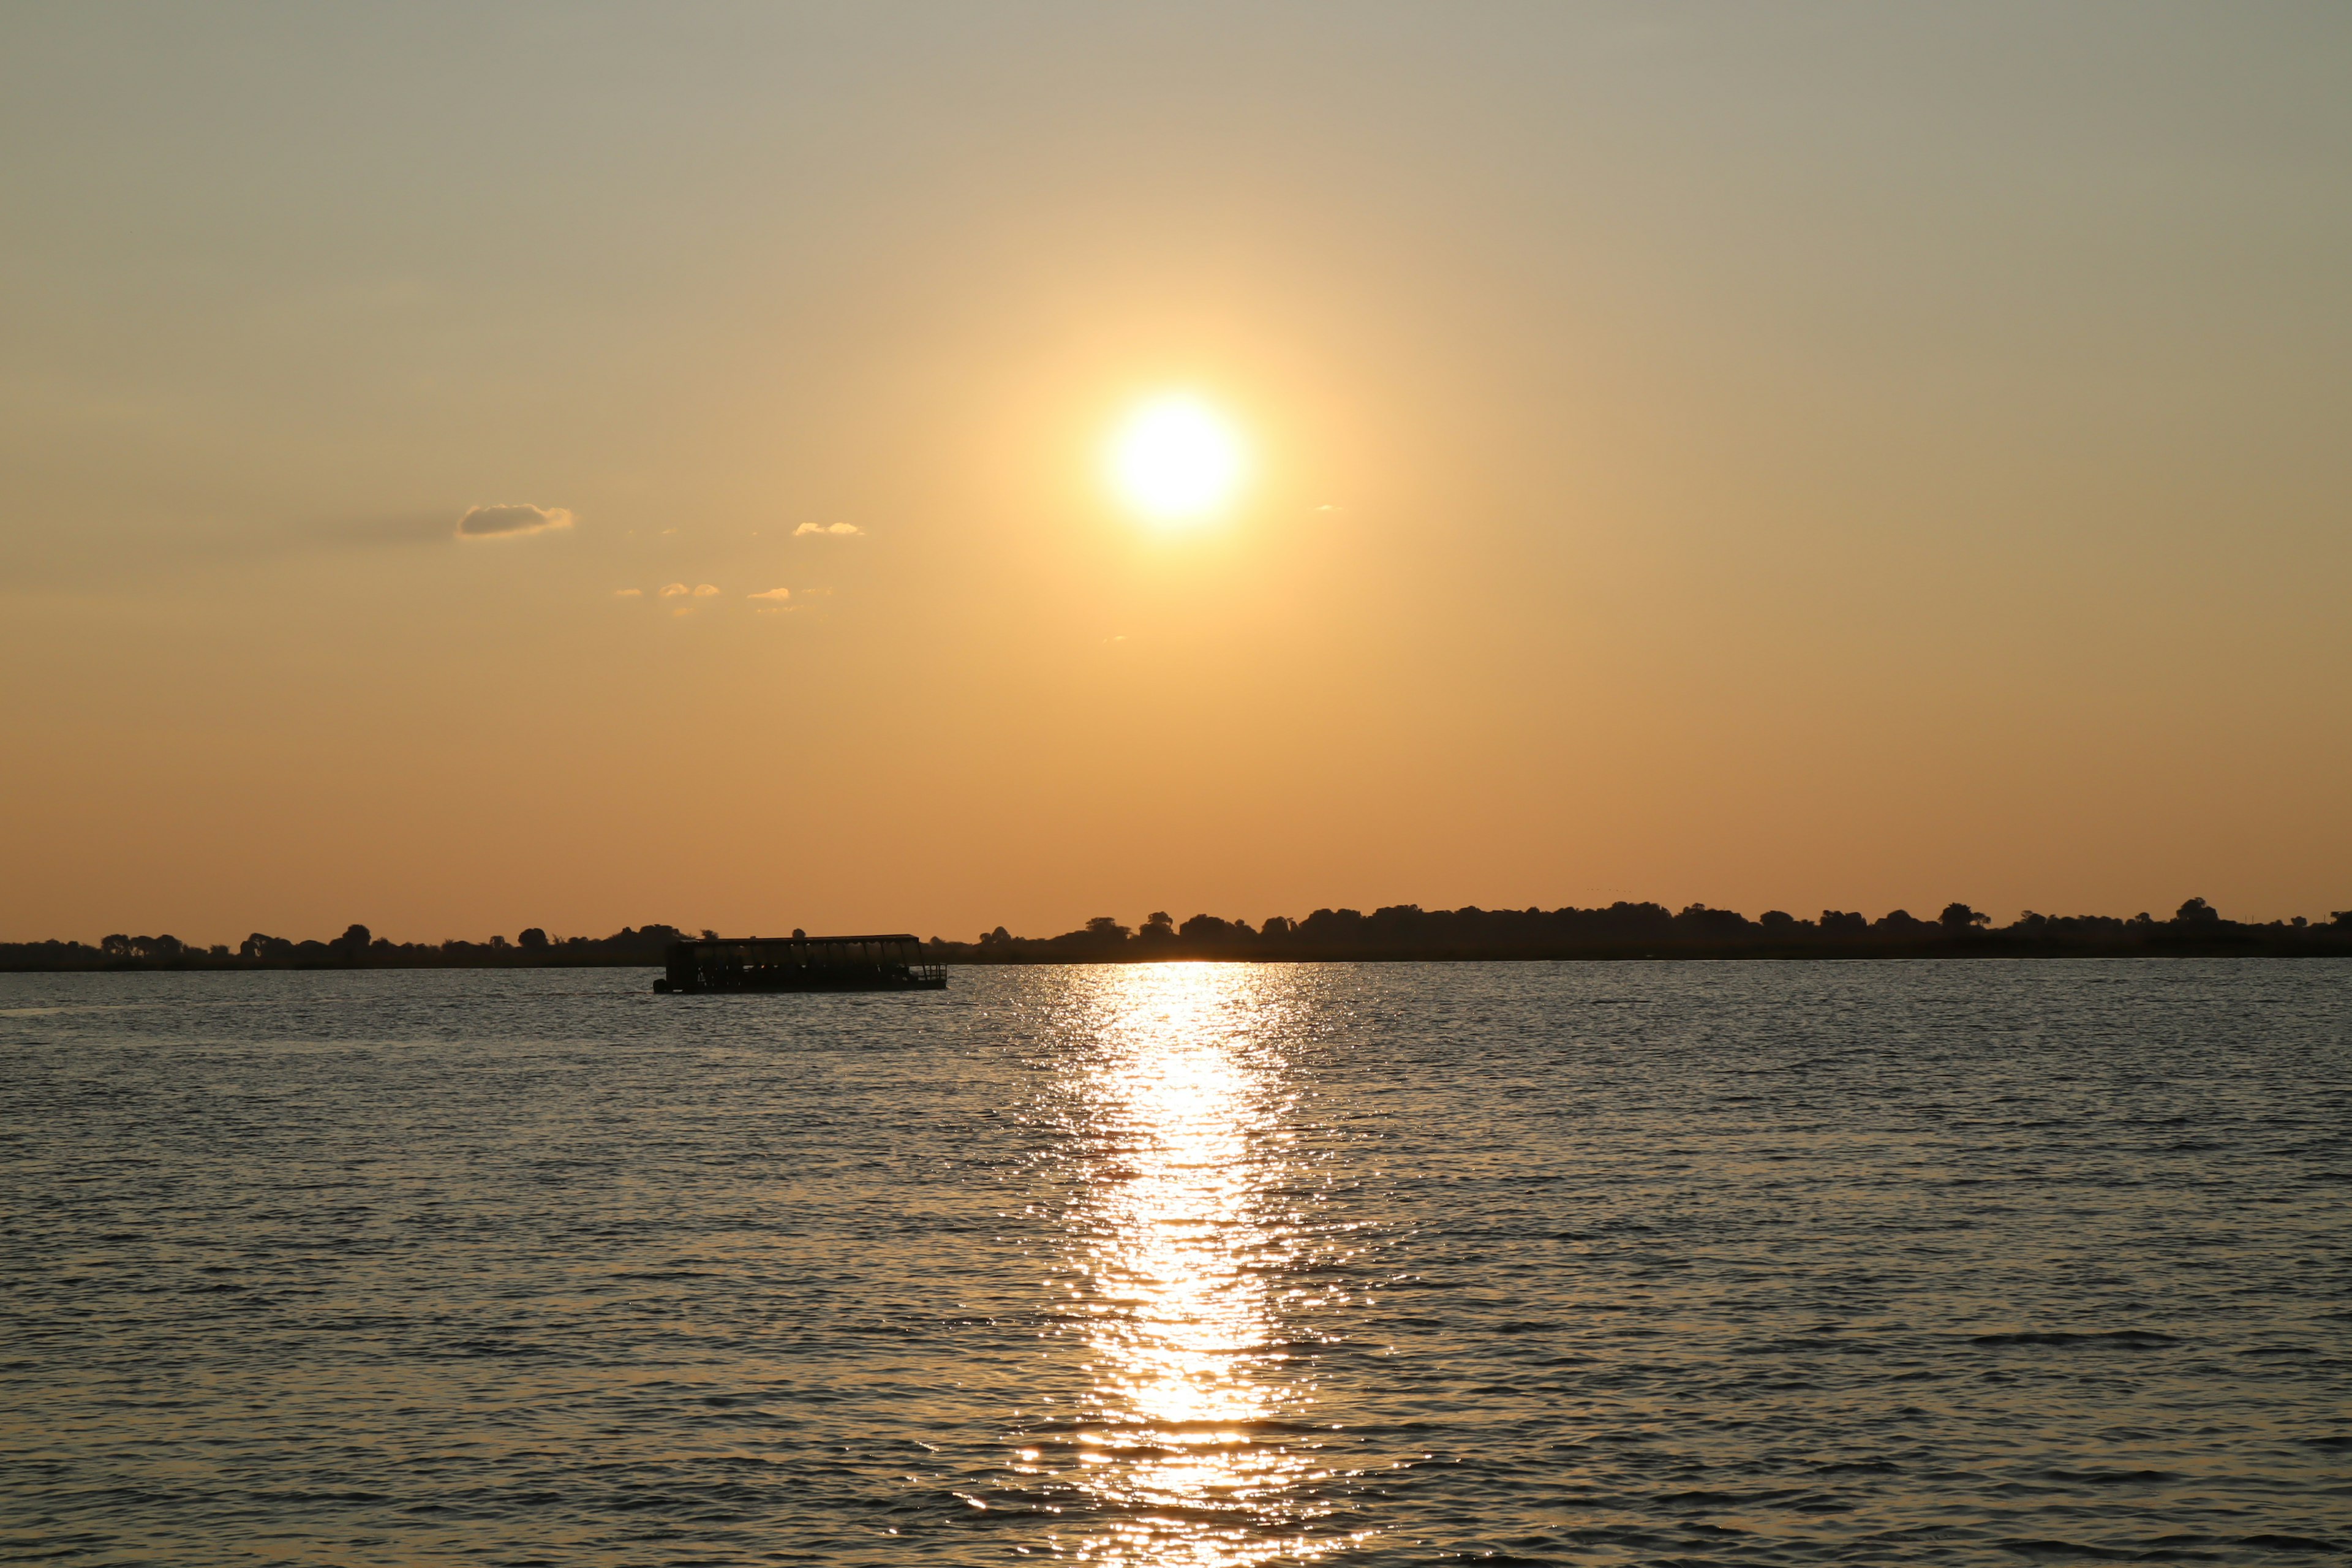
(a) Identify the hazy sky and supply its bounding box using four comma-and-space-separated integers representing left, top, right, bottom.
4, 2, 2347, 944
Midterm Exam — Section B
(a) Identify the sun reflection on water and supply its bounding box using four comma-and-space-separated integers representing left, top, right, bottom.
1036, 964, 1356, 1565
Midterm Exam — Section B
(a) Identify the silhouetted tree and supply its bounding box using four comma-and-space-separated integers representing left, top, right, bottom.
518, 927, 549, 950
1298, 909, 1366, 940
1819, 911, 1868, 937
2174, 897, 2221, 926
1939, 902, 1990, 932
1178, 914, 1249, 944
1674, 904, 1752, 940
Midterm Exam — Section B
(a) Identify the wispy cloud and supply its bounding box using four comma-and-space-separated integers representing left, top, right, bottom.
747, 587, 790, 602
692, 583, 720, 597
458, 502, 574, 538
794, 521, 863, 537
658, 582, 692, 597
614, 587, 643, 598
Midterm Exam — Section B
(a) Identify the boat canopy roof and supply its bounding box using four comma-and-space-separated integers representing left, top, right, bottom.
680, 932, 922, 948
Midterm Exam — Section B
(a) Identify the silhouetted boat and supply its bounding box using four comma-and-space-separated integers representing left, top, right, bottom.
654, 932, 946, 993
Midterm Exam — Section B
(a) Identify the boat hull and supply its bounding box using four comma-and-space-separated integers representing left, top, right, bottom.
657, 933, 948, 995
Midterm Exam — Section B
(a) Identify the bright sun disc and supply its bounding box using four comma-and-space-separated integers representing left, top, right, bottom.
1109, 396, 1245, 521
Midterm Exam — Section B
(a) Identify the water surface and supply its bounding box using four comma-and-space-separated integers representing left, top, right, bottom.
2, 960, 2346, 1564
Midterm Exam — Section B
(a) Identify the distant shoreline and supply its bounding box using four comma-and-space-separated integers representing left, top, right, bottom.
6, 899, 2349, 971
6, 949, 2350, 974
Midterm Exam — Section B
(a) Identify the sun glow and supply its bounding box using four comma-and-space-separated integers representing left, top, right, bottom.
1108, 396, 1246, 522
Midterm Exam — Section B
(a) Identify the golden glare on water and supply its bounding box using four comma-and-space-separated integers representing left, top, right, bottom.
1034, 964, 1360, 1565
1107, 396, 1246, 522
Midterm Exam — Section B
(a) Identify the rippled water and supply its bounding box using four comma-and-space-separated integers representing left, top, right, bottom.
2, 960, 2346, 1565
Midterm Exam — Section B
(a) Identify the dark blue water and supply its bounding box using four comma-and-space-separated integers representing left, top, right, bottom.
2, 960, 2346, 1564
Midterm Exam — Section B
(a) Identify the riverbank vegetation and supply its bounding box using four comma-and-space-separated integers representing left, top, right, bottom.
6, 900, 2350, 970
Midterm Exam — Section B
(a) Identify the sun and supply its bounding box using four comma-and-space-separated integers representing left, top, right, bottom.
1107, 395, 1246, 522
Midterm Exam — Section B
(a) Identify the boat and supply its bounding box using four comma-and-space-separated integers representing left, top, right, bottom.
653, 930, 947, 993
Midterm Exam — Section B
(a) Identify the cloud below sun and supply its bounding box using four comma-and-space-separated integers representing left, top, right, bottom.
612, 584, 802, 616
456, 503, 573, 539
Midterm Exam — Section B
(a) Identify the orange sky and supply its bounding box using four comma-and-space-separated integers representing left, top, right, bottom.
4, 4, 2348, 944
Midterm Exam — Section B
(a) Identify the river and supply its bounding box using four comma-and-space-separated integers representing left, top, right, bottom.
2, 960, 2345, 1564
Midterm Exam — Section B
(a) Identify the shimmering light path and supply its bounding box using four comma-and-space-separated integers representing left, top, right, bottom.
2, 961, 2347, 1564
1029, 967, 1357, 1564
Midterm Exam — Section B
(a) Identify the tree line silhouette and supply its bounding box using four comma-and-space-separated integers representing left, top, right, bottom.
8, 899, 2348, 971
943, 899, 2352, 962
0, 925, 691, 971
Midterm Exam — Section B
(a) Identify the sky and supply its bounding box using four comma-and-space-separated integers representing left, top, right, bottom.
3, 2, 2348, 946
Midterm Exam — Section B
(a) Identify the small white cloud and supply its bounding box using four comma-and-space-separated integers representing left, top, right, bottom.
748, 587, 791, 602
692, 583, 720, 597
794, 521, 864, 537
614, 587, 643, 598
658, 582, 691, 597
458, 502, 574, 538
